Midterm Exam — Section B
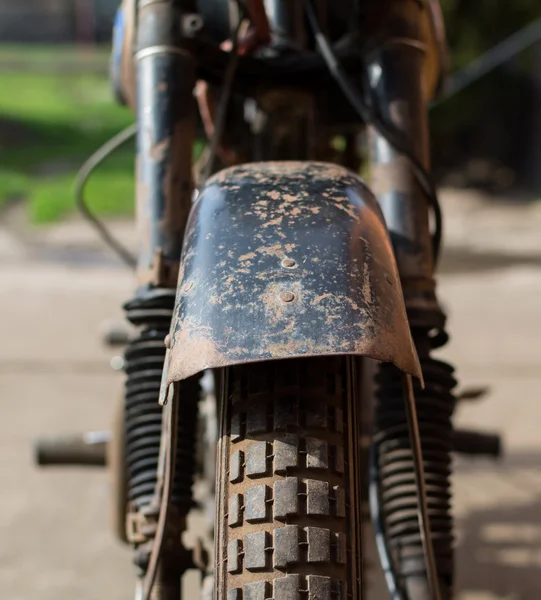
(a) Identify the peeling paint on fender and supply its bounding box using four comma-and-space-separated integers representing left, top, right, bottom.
166, 161, 422, 384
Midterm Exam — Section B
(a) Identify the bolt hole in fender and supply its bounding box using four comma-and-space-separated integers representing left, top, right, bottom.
166, 161, 422, 385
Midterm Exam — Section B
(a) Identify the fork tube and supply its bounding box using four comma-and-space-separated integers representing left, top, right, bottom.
132, 2, 196, 598
367, 14, 454, 600
367, 42, 440, 321
135, 0, 196, 288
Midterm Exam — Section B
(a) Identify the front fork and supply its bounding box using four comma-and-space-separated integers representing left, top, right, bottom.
123, 1, 200, 598
127, 2, 451, 597
368, 42, 443, 333
135, 0, 196, 287
366, 9, 455, 598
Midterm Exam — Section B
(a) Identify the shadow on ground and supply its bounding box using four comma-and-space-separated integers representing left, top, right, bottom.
455, 452, 541, 599
441, 248, 541, 275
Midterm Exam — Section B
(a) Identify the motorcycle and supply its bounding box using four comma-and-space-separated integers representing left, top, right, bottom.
35, 1, 503, 598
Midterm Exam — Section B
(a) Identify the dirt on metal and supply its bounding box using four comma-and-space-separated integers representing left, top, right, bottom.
166, 162, 422, 384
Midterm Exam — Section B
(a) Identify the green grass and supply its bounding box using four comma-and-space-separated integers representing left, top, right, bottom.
0, 44, 109, 68
29, 159, 135, 224
0, 46, 135, 223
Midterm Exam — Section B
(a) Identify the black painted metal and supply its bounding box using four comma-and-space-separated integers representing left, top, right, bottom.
196, 0, 233, 43
127, 4, 200, 597
166, 161, 422, 384
135, 0, 196, 283
367, 42, 440, 316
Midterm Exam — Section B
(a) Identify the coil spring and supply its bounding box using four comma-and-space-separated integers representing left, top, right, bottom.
375, 356, 457, 589
124, 290, 199, 512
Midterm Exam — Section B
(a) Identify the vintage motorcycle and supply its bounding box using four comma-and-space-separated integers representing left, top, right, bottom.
35, 1, 503, 598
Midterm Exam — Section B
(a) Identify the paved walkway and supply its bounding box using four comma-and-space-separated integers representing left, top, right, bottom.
0, 191, 540, 599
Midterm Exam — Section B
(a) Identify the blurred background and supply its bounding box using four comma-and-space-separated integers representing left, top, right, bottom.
0, 1, 541, 599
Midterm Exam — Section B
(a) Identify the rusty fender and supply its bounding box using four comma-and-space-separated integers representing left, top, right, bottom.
166, 161, 422, 385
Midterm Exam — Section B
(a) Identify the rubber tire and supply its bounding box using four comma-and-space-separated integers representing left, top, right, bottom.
214, 357, 363, 600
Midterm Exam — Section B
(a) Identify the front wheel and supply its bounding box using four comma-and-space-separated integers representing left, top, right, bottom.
214, 357, 363, 599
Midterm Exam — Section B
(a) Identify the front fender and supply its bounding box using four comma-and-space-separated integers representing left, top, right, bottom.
166, 162, 421, 384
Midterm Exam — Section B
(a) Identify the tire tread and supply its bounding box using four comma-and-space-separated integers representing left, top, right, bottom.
216, 358, 359, 600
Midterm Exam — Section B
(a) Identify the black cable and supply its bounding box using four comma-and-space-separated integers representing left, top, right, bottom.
75, 123, 137, 269
302, 0, 443, 263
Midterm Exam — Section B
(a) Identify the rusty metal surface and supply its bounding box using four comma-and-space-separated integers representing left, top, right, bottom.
359, 0, 445, 100
367, 36, 441, 319
135, 0, 196, 287
166, 161, 422, 384
426, 0, 449, 93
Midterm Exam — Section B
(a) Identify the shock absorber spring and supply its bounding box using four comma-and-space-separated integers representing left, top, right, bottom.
123, 289, 199, 513
375, 339, 457, 594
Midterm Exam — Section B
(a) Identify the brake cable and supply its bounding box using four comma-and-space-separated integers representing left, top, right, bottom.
75, 122, 137, 269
